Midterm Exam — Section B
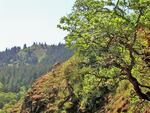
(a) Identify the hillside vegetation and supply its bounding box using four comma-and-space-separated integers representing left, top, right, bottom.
0, 43, 73, 111
11, 55, 149, 113
1, 0, 150, 112
0, 43, 73, 92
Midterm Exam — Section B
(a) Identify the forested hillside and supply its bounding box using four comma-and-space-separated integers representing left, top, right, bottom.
1, 0, 150, 113
0, 43, 73, 92
0, 43, 73, 111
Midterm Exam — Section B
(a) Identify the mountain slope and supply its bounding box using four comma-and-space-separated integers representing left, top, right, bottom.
11, 57, 76, 113
10, 56, 150, 113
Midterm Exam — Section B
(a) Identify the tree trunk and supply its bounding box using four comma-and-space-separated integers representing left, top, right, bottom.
126, 69, 149, 101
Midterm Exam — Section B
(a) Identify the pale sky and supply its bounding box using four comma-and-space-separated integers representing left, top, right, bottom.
0, 0, 74, 51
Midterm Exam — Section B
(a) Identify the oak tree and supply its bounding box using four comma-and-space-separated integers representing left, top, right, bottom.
59, 0, 150, 100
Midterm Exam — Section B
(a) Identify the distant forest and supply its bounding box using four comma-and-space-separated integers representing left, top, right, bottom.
0, 43, 73, 92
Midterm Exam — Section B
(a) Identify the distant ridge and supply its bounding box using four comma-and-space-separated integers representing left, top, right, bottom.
0, 43, 73, 92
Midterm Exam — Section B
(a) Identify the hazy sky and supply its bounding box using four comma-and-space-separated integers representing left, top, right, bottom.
0, 0, 74, 51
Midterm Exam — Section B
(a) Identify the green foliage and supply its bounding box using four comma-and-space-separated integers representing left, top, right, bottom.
57, 0, 150, 112
0, 92, 17, 109
59, 0, 150, 100
0, 85, 26, 111
62, 55, 117, 112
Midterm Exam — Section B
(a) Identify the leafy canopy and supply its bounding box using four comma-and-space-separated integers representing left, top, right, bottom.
59, 0, 150, 100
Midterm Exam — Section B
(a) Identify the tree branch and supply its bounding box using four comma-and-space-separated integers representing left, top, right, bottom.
139, 84, 150, 89
113, 0, 131, 23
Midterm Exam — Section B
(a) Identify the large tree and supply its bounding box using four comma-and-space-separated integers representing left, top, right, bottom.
59, 0, 150, 100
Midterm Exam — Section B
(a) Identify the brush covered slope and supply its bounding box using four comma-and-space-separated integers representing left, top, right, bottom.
11, 56, 150, 113
12, 57, 78, 113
